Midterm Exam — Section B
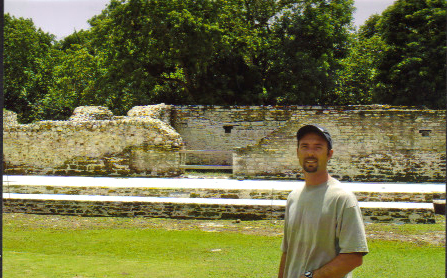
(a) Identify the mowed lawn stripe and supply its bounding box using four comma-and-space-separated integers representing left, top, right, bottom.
4, 228, 282, 278
4, 214, 445, 277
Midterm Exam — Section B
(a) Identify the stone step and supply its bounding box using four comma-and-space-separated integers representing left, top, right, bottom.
3, 175, 445, 203
3, 193, 436, 224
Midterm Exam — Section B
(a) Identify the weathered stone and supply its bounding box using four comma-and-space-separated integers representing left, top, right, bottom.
3, 105, 445, 181
69, 106, 114, 121
127, 104, 172, 125
4, 105, 183, 177
3, 110, 19, 127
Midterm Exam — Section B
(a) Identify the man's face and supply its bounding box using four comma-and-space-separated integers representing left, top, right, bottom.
297, 132, 333, 173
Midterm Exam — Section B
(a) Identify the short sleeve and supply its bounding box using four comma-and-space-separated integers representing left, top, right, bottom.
338, 205, 369, 255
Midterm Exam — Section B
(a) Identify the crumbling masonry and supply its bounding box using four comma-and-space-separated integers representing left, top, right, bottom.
3, 104, 446, 182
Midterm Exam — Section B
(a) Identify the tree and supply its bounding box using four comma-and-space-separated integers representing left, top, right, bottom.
82, 0, 356, 108
374, 0, 446, 108
34, 44, 105, 120
266, 0, 355, 105
331, 27, 387, 105
85, 0, 225, 113
3, 14, 55, 123
357, 13, 381, 39
4, 0, 361, 120
84, 0, 287, 107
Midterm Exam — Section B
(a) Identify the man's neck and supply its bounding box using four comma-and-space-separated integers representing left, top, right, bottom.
304, 171, 331, 187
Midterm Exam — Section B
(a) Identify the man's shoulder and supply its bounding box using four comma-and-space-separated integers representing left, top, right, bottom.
327, 178, 358, 203
328, 178, 352, 193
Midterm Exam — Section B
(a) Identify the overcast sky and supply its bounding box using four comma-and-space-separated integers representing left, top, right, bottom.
5, 0, 397, 40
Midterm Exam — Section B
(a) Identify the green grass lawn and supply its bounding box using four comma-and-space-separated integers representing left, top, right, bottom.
4, 228, 281, 277
3, 214, 445, 278
353, 240, 444, 277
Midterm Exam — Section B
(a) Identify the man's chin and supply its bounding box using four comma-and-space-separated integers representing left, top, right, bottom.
303, 166, 318, 173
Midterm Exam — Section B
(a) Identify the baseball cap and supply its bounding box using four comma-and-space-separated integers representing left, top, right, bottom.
296, 124, 333, 149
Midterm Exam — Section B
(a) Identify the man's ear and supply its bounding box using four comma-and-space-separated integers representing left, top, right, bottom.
328, 149, 334, 160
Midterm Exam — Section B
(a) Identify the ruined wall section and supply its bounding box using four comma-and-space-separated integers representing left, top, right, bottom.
172, 106, 296, 164
233, 107, 446, 182
3, 198, 435, 223
3, 105, 183, 177
128, 103, 172, 125
4, 105, 445, 182
3, 109, 19, 128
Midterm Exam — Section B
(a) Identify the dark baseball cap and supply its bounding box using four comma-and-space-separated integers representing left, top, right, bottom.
297, 124, 333, 149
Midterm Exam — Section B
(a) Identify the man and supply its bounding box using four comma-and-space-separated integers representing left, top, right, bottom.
278, 124, 368, 278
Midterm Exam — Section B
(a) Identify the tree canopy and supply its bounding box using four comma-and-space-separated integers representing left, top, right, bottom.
3, 0, 446, 123
373, 0, 446, 108
4, 14, 55, 122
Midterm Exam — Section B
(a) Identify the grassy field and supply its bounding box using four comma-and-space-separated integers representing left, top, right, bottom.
3, 213, 445, 278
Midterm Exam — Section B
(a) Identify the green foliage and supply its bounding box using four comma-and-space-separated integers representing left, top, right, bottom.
3, 1, 357, 118
4, 0, 445, 121
333, 0, 446, 109
357, 13, 381, 39
267, 0, 355, 105
373, 0, 447, 108
3, 14, 55, 123
63, 0, 355, 108
86, 0, 224, 111
57, 29, 92, 52
332, 33, 387, 105
34, 44, 105, 120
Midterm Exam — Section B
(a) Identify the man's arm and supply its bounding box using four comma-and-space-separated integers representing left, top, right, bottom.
300, 252, 364, 278
278, 252, 287, 278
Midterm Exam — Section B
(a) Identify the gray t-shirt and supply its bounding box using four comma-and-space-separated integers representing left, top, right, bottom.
281, 177, 368, 278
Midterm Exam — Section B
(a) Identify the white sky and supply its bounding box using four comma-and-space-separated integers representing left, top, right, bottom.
5, 0, 397, 40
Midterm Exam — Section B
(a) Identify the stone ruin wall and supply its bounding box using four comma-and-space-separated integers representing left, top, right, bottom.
3, 104, 183, 177
233, 107, 446, 182
173, 105, 446, 183
3, 109, 19, 128
171, 105, 295, 165
2, 198, 435, 224
3, 104, 446, 183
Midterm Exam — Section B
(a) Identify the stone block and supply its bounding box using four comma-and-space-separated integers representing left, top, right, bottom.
69, 106, 114, 121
